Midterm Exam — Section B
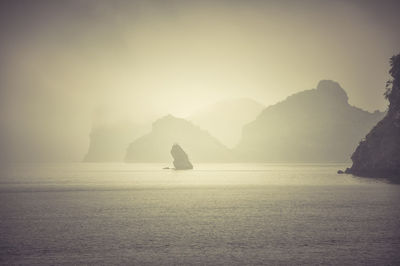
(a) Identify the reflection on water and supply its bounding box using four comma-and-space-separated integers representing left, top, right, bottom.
0, 163, 399, 265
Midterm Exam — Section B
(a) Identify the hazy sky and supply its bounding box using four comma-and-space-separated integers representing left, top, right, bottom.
0, 0, 399, 162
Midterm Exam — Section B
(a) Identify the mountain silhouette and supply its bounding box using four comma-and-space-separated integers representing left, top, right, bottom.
125, 115, 232, 162
84, 122, 148, 162
188, 98, 265, 148
235, 80, 385, 162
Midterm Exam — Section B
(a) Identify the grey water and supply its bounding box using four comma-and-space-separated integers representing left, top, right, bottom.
0, 163, 399, 265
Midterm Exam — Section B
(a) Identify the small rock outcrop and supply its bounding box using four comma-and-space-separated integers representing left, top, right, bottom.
346, 54, 400, 179
171, 144, 193, 170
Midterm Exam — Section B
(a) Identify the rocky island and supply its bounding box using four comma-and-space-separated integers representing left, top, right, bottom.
236, 80, 384, 162
346, 54, 400, 179
171, 144, 193, 170
125, 115, 231, 163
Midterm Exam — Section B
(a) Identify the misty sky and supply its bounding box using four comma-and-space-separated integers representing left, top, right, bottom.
0, 0, 399, 162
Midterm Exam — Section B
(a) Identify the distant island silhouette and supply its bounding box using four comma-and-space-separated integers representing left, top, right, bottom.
83, 122, 148, 162
125, 115, 231, 162
188, 98, 265, 148
84, 81, 385, 164
236, 80, 384, 162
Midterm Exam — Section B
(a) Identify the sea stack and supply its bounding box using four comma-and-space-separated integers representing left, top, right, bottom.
171, 144, 193, 170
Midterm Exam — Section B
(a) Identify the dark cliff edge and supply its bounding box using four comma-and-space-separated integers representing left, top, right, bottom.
346, 54, 400, 180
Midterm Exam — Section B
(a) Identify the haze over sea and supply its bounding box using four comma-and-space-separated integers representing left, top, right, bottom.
1, 163, 400, 265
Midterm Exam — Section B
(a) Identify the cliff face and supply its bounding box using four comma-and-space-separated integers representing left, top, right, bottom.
347, 54, 400, 178
236, 80, 385, 162
125, 115, 232, 162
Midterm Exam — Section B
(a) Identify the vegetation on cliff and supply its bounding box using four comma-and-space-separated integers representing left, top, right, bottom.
346, 54, 400, 178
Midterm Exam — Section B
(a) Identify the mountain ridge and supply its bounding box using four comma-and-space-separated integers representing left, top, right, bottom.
125, 115, 232, 163
188, 98, 265, 148
236, 80, 385, 162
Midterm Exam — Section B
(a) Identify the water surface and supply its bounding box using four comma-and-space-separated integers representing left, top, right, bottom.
1, 163, 399, 265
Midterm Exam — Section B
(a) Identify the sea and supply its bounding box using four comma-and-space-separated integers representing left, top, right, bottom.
0, 163, 399, 265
